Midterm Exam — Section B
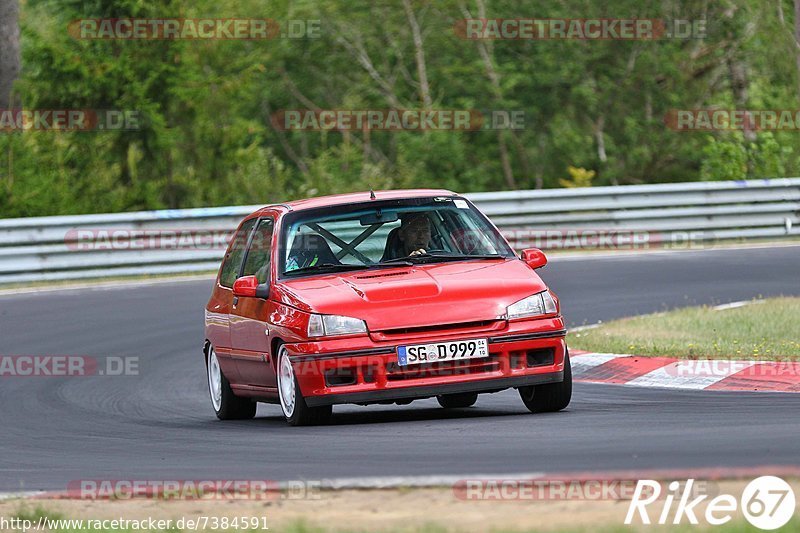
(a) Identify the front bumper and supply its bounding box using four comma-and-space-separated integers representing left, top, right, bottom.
284, 317, 567, 407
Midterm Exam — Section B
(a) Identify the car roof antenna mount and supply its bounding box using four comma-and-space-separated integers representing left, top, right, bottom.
369, 188, 376, 200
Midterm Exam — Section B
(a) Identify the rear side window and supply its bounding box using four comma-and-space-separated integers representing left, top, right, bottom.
241, 218, 275, 284
219, 218, 257, 288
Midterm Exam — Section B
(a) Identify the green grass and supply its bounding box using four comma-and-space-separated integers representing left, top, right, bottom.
569, 297, 800, 359
13, 502, 64, 522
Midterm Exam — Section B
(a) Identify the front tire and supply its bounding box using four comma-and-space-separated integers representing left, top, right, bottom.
207, 348, 256, 420
277, 346, 332, 426
436, 392, 478, 408
519, 350, 572, 413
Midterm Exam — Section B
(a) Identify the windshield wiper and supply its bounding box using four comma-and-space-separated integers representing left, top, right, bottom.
283, 263, 370, 276
381, 255, 426, 264
383, 252, 504, 264
284, 261, 413, 277
446, 253, 505, 259
368, 260, 414, 267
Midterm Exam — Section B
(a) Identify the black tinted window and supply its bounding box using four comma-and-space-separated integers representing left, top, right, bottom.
242, 218, 274, 284
219, 218, 257, 287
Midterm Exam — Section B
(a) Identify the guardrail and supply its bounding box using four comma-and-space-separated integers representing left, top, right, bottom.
1, 178, 798, 284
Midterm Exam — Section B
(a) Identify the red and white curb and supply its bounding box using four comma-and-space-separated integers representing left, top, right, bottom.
572, 351, 800, 392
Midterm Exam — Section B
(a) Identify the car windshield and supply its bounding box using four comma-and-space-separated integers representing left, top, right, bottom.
279, 196, 514, 277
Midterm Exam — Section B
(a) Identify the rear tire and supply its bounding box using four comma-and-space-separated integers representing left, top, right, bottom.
519, 350, 572, 413
436, 392, 478, 408
277, 346, 332, 426
207, 348, 256, 420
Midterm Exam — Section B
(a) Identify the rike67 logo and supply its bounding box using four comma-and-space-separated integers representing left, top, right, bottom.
625, 476, 796, 530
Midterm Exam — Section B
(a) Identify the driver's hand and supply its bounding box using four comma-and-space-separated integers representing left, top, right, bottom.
409, 248, 427, 256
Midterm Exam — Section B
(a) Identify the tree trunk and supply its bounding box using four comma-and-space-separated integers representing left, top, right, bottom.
496, 131, 515, 189
795, 0, 800, 101
402, 0, 431, 108
464, 0, 517, 189
0, 0, 20, 108
727, 57, 755, 142
594, 115, 607, 163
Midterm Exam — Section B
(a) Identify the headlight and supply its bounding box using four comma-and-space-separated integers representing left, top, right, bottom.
307, 314, 368, 337
506, 291, 558, 319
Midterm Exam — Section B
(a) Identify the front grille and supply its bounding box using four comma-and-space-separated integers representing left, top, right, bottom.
385, 355, 500, 381
375, 320, 502, 340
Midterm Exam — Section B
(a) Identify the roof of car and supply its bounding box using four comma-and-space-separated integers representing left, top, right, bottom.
258, 189, 459, 214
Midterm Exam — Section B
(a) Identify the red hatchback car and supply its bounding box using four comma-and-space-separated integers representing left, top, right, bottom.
204, 190, 571, 425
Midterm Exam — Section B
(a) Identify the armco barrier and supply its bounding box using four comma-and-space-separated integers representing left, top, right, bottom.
0, 178, 798, 284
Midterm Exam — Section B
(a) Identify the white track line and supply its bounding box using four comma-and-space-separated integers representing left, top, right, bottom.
0, 491, 46, 500
712, 300, 765, 311
308, 473, 547, 490
570, 353, 622, 373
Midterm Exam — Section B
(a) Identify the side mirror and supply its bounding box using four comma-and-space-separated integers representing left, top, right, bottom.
232, 275, 270, 299
232, 275, 258, 297
521, 248, 547, 269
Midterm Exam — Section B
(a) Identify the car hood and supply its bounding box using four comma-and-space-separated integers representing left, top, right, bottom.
277, 259, 548, 331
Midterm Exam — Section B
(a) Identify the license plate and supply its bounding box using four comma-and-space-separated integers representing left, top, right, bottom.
396, 338, 489, 366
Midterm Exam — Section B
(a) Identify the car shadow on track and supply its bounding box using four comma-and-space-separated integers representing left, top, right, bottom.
249, 404, 566, 427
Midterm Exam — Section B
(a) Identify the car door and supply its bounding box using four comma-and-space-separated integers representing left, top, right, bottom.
209, 217, 257, 384
230, 216, 278, 389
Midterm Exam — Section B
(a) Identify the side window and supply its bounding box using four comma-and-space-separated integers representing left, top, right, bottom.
219, 218, 257, 288
241, 218, 275, 284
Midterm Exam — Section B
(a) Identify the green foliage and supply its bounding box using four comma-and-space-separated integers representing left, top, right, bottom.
700, 135, 748, 181
701, 132, 788, 181
2, 0, 800, 216
559, 166, 595, 188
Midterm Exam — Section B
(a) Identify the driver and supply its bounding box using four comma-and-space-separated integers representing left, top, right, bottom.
397, 213, 431, 257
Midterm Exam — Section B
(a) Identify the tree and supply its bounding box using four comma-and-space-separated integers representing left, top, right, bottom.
3, 0, 800, 217
0, 0, 20, 108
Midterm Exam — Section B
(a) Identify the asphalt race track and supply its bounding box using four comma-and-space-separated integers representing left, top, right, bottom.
1, 245, 799, 492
